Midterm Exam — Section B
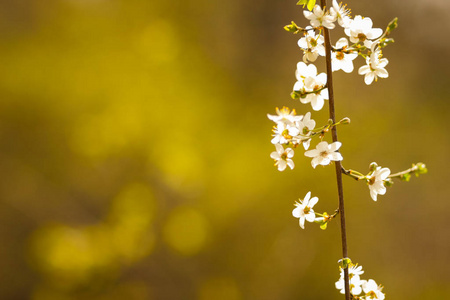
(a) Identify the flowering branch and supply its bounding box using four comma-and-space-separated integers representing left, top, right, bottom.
268, 0, 426, 299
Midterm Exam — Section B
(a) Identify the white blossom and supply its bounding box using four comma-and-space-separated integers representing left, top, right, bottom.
335, 264, 364, 296
362, 279, 385, 300
294, 112, 316, 150
294, 62, 329, 111
358, 49, 389, 85
331, 37, 358, 73
267, 107, 303, 126
304, 141, 343, 168
292, 191, 318, 229
297, 28, 326, 63
271, 122, 299, 145
368, 165, 391, 201
344, 15, 383, 48
270, 144, 294, 171
330, 0, 351, 28
303, 5, 336, 29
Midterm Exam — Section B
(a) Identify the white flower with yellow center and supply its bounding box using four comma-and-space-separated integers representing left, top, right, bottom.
331, 37, 358, 73
297, 28, 326, 63
358, 49, 389, 85
304, 141, 343, 168
335, 264, 364, 295
344, 15, 383, 48
304, 5, 336, 29
294, 112, 316, 150
292, 191, 318, 229
270, 144, 294, 171
367, 165, 391, 201
330, 0, 351, 28
362, 279, 385, 300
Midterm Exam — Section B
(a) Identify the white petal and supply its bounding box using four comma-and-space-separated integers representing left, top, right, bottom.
311, 157, 320, 168
270, 151, 279, 160
364, 72, 375, 85
277, 160, 287, 171
329, 152, 343, 161
292, 207, 301, 218
299, 216, 306, 229
275, 143, 284, 153
320, 157, 331, 166
375, 68, 389, 78
308, 196, 319, 208
304, 191, 311, 203
305, 212, 316, 222
329, 141, 342, 151
287, 159, 295, 170
304, 149, 319, 158
358, 65, 370, 75
311, 96, 324, 111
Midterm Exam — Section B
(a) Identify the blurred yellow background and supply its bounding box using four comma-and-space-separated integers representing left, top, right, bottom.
0, 0, 448, 299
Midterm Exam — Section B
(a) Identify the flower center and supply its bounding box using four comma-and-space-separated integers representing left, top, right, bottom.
281, 152, 288, 160
336, 51, 345, 60
320, 151, 328, 158
282, 129, 292, 139
310, 38, 317, 48
368, 176, 376, 185
303, 206, 311, 214
357, 33, 367, 42
366, 291, 377, 299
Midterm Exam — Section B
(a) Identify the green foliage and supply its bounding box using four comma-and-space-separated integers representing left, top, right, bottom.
297, 0, 316, 11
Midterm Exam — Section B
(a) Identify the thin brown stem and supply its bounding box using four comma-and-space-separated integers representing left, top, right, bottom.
320, 1, 350, 300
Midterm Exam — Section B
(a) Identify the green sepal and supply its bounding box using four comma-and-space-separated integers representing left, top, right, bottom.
320, 222, 328, 230
291, 91, 301, 100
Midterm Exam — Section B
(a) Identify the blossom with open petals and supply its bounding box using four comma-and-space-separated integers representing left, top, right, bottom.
293, 62, 329, 111
330, 0, 351, 28
270, 144, 294, 171
267, 107, 303, 126
335, 264, 364, 295
368, 165, 391, 201
304, 5, 335, 29
304, 141, 343, 168
292, 191, 318, 229
344, 15, 383, 48
295, 112, 316, 150
297, 28, 325, 63
358, 49, 389, 85
362, 279, 385, 300
331, 37, 358, 73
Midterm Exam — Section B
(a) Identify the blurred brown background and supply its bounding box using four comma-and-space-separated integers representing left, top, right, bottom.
0, 0, 448, 299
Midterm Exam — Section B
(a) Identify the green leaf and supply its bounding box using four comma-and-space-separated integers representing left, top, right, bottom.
297, 0, 316, 11
320, 222, 328, 230
401, 173, 411, 182
307, 0, 316, 11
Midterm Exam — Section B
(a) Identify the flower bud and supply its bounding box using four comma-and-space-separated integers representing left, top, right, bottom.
340, 117, 351, 124
369, 162, 378, 172
338, 257, 352, 269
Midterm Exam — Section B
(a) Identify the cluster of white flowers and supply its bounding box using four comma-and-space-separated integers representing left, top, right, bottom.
269, 107, 323, 171
295, 0, 389, 90
335, 263, 385, 300
293, 62, 329, 111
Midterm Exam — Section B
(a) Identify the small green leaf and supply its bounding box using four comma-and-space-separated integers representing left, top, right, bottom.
296, 0, 308, 6
320, 222, 328, 230
401, 173, 411, 182
338, 258, 352, 269
307, 0, 316, 11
